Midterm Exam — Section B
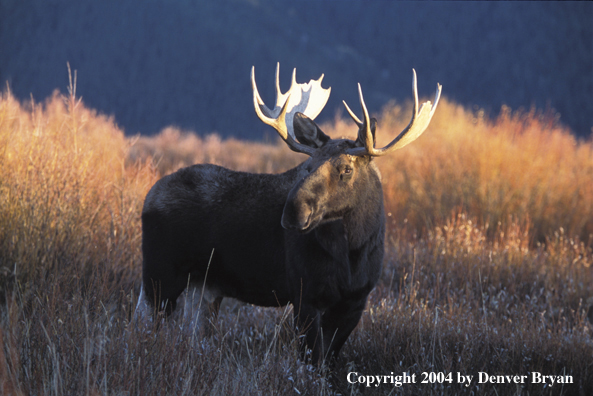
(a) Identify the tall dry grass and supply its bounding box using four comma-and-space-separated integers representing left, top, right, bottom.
366, 99, 593, 244
127, 127, 303, 177
0, 83, 157, 394
0, 83, 591, 395
0, 78, 157, 292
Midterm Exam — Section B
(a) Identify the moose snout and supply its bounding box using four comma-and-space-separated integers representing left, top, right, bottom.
281, 201, 313, 232
282, 171, 327, 232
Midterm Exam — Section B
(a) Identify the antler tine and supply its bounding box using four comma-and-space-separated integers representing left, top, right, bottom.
342, 84, 378, 155
342, 99, 363, 127
274, 62, 282, 108
291, 67, 297, 89
252, 66, 264, 106
412, 68, 419, 120
345, 69, 442, 157
357, 83, 376, 155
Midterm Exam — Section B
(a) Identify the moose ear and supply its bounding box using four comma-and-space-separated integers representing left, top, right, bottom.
293, 112, 330, 149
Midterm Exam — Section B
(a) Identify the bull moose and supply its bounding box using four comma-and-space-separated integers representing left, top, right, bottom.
137, 64, 441, 363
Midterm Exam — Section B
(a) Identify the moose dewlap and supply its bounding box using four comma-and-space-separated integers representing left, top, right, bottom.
138, 63, 441, 363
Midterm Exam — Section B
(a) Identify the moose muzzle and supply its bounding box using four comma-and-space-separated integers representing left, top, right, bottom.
282, 191, 316, 232
281, 176, 322, 232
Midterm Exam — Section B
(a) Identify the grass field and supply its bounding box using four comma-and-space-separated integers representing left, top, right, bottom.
0, 82, 591, 395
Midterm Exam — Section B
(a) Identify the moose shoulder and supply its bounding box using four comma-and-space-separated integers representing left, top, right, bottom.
139, 64, 441, 363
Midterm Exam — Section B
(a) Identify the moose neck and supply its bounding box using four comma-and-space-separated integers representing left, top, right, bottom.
323, 162, 385, 251
343, 182, 385, 250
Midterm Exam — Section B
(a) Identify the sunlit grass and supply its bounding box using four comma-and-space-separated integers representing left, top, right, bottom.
0, 85, 591, 395
367, 99, 593, 244
0, 83, 156, 295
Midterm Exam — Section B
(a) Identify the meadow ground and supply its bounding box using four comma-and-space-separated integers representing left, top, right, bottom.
0, 83, 592, 395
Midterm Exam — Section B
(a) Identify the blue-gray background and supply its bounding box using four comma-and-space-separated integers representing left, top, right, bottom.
1, 1, 591, 139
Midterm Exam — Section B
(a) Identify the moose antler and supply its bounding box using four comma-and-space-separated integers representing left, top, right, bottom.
251, 63, 331, 155
343, 69, 442, 157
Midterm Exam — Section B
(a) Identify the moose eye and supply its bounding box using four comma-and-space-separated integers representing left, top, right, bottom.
340, 166, 353, 180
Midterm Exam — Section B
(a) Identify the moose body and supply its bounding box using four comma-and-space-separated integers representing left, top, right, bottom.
139, 64, 441, 362
142, 153, 384, 358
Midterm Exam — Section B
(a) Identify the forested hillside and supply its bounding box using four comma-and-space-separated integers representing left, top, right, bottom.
1, 0, 591, 138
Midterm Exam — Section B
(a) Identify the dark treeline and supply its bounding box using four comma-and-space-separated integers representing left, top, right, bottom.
1, 0, 591, 139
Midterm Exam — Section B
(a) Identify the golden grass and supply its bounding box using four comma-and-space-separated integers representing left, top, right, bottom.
127, 126, 303, 176
0, 86, 157, 298
365, 99, 593, 244
0, 85, 591, 395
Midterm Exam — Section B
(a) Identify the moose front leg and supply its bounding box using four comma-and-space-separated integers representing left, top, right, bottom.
292, 301, 325, 363
319, 296, 367, 361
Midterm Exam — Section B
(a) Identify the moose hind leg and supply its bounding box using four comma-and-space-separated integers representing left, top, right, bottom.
176, 284, 223, 336
133, 284, 153, 329
142, 263, 188, 317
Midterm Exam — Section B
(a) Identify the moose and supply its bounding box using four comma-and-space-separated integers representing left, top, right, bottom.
137, 63, 441, 363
